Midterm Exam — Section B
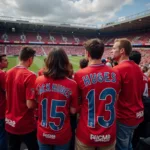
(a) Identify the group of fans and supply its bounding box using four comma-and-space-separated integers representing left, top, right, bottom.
0, 38, 150, 150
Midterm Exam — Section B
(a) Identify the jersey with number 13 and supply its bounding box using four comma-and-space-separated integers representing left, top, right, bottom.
74, 64, 121, 147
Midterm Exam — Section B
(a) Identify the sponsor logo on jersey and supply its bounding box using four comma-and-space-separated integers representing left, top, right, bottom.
5, 118, 16, 127
43, 133, 56, 139
90, 134, 111, 142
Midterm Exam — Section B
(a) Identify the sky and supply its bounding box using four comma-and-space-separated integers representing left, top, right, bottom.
0, 0, 149, 27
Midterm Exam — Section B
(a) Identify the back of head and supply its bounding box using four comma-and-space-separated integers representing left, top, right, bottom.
0, 54, 8, 69
142, 65, 148, 73
101, 58, 106, 64
115, 38, 132, 56
129, 50, 141, 65
44, 47, 70, 79
79, 58, 89, 69
83, 38, 104, 59
0, 54, 6, 62
19, 47, 36, 61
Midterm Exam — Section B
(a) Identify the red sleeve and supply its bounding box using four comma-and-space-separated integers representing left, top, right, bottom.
70, 82, 78, 109
74, 73, 82, 112
0, 71, 6, 92
25, 74, 37, 100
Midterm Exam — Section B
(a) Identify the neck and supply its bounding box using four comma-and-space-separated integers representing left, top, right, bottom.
118, 55, 129, 64
18, 61, 28, 68
89, 59, 101, 65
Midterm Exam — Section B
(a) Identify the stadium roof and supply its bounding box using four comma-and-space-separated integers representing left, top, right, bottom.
0, 16, 98, 35
0, 9, 150, 35
99, 9, 150, 35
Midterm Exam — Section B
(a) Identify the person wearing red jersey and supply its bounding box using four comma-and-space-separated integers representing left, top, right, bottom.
0, 54, 8, 150
129, 50, 150, 148
35, 47, 78, 150
5, 47, 38, 150
112, 39, 144, 150
129, 50, 149, 97
74, 39, 121, 150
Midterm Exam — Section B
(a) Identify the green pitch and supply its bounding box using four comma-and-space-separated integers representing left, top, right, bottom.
7, 56, 84, 73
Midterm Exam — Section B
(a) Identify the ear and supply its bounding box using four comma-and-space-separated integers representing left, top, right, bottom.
120, 48, 125, 54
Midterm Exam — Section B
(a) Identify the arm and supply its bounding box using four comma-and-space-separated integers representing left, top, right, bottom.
70, 82, 79, 115
26, 100, 37, 109
26, 74, 37, 109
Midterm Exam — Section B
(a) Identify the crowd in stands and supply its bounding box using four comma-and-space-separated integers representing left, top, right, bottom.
0, 32, 150, 45
0, 44, 150, 66
1, 38, 150, 150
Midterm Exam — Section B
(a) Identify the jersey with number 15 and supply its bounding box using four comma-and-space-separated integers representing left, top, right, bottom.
74, 64, 121, 147
35, 75, 78, 145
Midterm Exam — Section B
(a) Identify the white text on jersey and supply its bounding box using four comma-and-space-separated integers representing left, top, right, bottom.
37, 83, 72, 98
82, 72, 116, 87
90, 134, 111, 142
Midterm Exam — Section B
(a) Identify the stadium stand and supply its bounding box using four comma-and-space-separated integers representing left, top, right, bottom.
3, 44, 150, 65
0, 32, 150, 46
0, 9, 149, 65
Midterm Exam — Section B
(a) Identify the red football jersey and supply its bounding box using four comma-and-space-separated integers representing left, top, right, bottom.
114, 60, 144, 126
5, 66, 37, 134
74, 64, 121, 147
0, 70, 6, 119
35, 76, 78, 145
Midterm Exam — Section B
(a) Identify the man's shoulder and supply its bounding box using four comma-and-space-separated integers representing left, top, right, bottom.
74, 67, 90, 78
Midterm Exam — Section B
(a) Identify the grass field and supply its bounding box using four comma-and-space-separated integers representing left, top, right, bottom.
7, 56, 84, 73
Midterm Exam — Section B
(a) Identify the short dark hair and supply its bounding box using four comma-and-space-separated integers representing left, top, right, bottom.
83, 39, 104, 59
113, 61, 118, 66
0, 54, 6, 62
79, 58, 89, 69
19, 47, 36, 61
129, 50, 141, 65
44, 47, 71, 79
142, 66, 148, 73
115, 38, 132, 56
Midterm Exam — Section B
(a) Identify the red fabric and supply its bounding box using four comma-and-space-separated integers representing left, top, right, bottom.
38, 68, 44, 76
0, 70, 6, 119
5, 66, 37, 134
143, 74, 149, 97
35, 76, 78, 145
74, 64, 121, 146
114, 61, 144, 126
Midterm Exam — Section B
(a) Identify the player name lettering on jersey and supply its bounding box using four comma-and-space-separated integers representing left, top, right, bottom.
37, 83, 72, 98
82, 72, 116, 87
5, 118, 16, 127
43, 133, 56, 139
90, 134, 111, 142
136, 111, 144, 119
